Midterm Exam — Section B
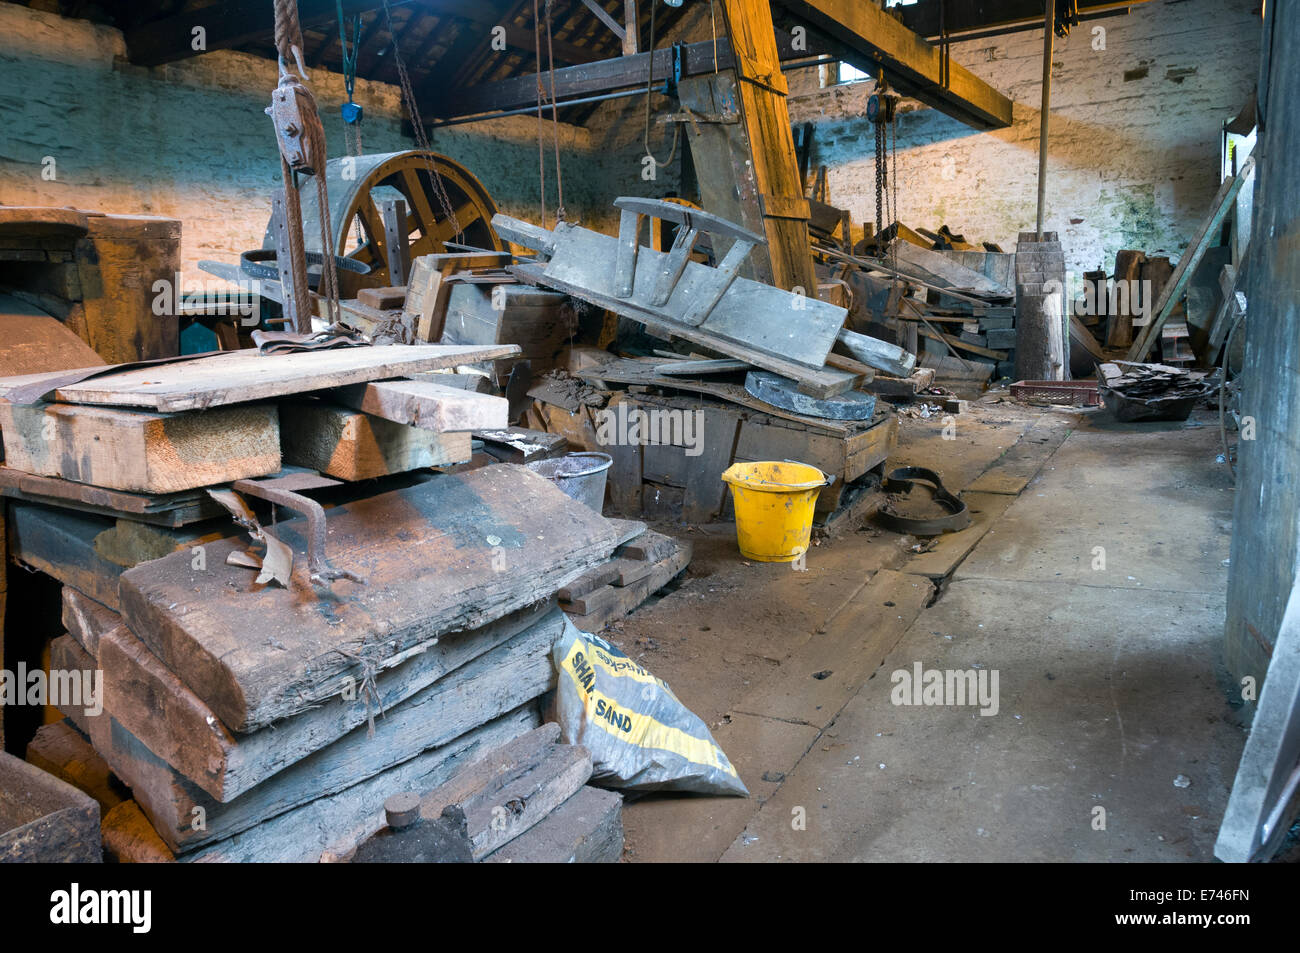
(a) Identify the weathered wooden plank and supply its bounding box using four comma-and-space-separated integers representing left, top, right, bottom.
193, 706, 542, 864
8, 505, 227, 610
61, 587, 118, 655
618, 530, 679, 563
1127, 161, 1253, 361
556, 564, 620, 602
356, 286, 406, 311
278, 400, 471, 481
564, 541, 692, 631
331, 379, 508, 432
477, 427, 568, 464
0, 344, 522, 412
1105, 250, 1145, 349
119, 465, 621, 732
76, 214, 181, 364
0, 401, 282, 493
101, 801, 175, 863
682, 411, 740, 524
505, 238, 854, 395
0, 750, 101, 863
100, 602, 559, 803
25, 720, 126, 814
415, 723, 592, 859
56, 617, 557, 853
572, 359, 861, 436
777, 0, 1013, 130
884, 240, 1013, 297
462, 743, 591, 859
482, 785, 624, 863
0, 466, 222, 527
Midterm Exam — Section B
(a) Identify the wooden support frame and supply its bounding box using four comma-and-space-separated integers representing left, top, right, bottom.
705, 0, 817, 293
578, 0, 627, 42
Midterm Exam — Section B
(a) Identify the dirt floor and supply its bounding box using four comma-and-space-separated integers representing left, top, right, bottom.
598, 392, 1248, 862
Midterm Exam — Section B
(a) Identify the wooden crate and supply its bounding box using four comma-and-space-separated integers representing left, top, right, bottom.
440, 284, 575, 385
590, 392, 896, 523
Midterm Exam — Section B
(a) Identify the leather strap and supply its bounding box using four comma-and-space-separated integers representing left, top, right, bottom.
874, 466, 971, 536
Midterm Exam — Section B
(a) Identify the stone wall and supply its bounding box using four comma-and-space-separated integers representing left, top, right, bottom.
0, 2, 664, 284
784, 0, 1261, 278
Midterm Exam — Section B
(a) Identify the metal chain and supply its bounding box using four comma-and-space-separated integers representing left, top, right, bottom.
380, 0, 462, 243
874, 119, 885, 238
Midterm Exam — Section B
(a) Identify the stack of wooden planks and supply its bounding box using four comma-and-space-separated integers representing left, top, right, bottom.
346, 724, 622, 863
0, 344, 684, 862
815, 239, 1017, 386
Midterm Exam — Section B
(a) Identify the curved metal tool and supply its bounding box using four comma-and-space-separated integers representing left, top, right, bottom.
874, 466, 971, 536
232, 475, 367, 586
240, 247, 370, 284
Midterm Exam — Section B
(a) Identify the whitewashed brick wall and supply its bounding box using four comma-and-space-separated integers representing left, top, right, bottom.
785, 0, 1261, 277
0, 3, 656, 284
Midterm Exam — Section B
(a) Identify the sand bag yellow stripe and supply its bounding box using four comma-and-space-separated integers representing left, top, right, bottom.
550, 619, 748, 796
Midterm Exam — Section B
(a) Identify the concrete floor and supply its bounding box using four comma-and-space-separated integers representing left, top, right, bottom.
608, 397, 1247, 862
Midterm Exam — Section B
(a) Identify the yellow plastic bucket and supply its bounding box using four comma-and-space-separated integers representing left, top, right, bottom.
721, 461, 831, 562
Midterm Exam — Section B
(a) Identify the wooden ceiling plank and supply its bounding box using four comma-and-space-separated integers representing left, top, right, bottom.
123, 0, 489, 67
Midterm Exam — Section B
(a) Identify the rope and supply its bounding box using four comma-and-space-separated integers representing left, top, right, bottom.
545, 0, 566, 221
531, 0, 567, 226
643, 0, 681, 170
338, 5, 364, 250
273, 0, 307, 76
380, 0, 463, 243
534, 0, 547, 227
271, 0, 340, 329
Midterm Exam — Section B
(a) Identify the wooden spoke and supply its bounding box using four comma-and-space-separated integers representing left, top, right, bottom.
280, 151, 503, 292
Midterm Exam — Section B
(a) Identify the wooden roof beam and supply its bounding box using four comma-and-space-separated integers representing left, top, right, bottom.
775, 0, 1013, 130
897, 0, 1148, 41
123, 0, 479, 67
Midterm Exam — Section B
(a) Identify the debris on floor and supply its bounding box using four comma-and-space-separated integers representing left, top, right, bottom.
1098, 361, 1217, 422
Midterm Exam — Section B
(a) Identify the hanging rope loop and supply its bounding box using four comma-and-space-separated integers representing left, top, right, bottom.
269, 0, 340, 329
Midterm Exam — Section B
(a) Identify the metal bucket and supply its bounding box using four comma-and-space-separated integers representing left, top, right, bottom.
526, 451, 613, 513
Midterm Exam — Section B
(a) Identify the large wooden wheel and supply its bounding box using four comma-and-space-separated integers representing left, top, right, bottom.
263, 150, 503, 294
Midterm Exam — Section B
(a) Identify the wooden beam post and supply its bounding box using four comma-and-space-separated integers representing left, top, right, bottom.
1035, 0, 1054, 240
623, 0, 640, 55
707, 0, 817, 293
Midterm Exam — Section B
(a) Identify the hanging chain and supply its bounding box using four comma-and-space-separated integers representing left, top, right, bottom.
380, 0, 462, 244
874, 119, 885, 239
339, 7, 365, 250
